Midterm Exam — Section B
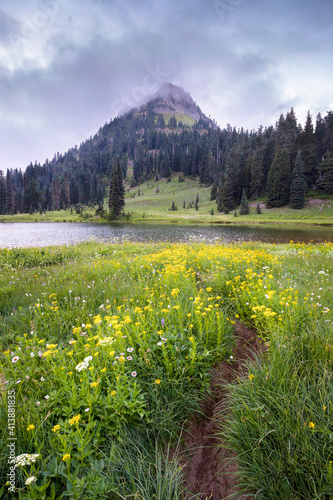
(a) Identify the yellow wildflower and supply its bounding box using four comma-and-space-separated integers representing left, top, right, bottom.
69, 415, 81, 426
62, 454, 71, 462
26, 425, 35, 431
52, 424, 60, 433
93, 315, 102, 324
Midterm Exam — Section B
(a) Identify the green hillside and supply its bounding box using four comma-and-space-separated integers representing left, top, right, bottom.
123, 175, 333, 224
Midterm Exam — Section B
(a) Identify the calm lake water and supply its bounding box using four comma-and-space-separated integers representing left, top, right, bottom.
0, 222, 333, 248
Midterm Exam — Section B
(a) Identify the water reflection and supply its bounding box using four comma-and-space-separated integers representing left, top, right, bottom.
0, 222, 333, 248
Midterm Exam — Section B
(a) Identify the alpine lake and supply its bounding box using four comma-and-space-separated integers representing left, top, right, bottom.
0, 221, 333, 247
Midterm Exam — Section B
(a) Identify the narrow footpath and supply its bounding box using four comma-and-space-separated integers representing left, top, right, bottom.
182, 323, 264, 500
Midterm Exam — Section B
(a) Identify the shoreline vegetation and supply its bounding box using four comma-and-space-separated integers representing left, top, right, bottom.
1, 177, 333, 226
1, 210, 333, 227
1, 240, 333, 498
0, 175, 333, 226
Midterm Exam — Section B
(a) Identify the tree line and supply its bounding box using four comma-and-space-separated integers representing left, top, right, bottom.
1, 106, 333, 215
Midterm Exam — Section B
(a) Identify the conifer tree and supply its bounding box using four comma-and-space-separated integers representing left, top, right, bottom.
315, 113, 326, 163
317, 152, 333, 194
298, 112, 316, 188
239, 188, 250, 214
210, 182, 218, 201
0, 170, 6, 214
6, 170, 14, 214
63, 173, 71, 208
250, 149, 264, 198
109, 158, 125, 217
266, 148, 291, 207
290, 150, 307, 209
217, 179, 234, 213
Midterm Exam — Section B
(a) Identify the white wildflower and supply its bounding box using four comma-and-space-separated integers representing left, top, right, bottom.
97, 337, 114, 346
25, 476, 37, 485
15, 454, 40, 468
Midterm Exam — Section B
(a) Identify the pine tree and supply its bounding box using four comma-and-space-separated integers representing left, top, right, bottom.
108, 158, 125, 217
315, 113, 326, 164
290, 150, 307, 209
266, 148, 291, 207
0, 170, 6, 214
217, 175, 235, 213
24, 179, 42, 213
6, 170, 14, 214
250, 149, 264, 198
317, 153, 333, 194
324, 111, 333, 152
210, 182, 218, 201
63, 173, 71, 208
298, 112, 317, 188
239, 188, 250, 214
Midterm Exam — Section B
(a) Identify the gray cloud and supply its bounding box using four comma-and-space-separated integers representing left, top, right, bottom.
0, 0, 332, 170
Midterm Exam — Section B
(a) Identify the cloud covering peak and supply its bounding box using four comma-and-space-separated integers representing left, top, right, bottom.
0, 0, 332, 170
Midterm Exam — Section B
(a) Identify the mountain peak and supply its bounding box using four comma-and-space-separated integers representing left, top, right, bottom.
141, 82, 204, 122
153, 83, 194, 105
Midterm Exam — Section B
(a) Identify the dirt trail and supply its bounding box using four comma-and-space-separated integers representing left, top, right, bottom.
182, 323, 264, 500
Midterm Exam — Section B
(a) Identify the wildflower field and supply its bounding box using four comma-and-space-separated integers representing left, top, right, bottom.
0, 240, 333, 499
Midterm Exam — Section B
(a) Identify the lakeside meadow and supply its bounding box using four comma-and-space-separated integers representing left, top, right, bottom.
1, 177, 333, 226
0, 241, 333, 499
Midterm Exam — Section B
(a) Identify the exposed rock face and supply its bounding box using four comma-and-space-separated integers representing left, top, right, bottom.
121, 82, 218, 129
150, 82, 203, 121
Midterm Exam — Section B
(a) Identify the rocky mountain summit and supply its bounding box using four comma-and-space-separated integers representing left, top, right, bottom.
132, 82, 217, 129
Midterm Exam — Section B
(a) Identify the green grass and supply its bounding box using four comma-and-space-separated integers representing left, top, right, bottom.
0, 210, 90, 223
1, 241, 333, 498
125, 176, 333, 224
203, 242, 333, 499
0, 242, 234, 499
1, 175, 333, 225
156, 112, 196, 128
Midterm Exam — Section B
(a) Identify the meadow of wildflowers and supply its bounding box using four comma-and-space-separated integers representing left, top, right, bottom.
0, 240, 332, 498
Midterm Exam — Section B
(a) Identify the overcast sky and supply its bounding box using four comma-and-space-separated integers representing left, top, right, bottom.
1, 0, 332, 170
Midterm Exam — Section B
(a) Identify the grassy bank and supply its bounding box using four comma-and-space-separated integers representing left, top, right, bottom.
0, 241, 333, 498
1, 176, 333, 225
